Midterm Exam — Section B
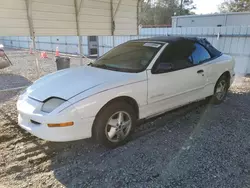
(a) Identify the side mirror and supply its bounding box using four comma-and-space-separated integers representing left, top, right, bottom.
155, 62, 173, 73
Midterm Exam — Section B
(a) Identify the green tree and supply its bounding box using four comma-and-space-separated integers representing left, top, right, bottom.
180, 0, 196, 15
219, 0, 250, 12
139, 0, 196, 25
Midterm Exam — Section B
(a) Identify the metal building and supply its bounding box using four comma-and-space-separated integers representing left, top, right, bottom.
172, 12, 250, 27
0, 0, 140, 36
0, 0, 141, 63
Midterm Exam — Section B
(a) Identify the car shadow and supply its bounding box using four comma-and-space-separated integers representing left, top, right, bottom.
47, 89, 250, 187
0, 73, 32, 103
2, 84, 250, 187
47, 98, 213, 186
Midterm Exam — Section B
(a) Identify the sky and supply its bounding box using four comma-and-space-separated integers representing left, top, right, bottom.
193, 0, 225, 14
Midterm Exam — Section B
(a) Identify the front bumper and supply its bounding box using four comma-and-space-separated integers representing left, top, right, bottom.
17, 96, 94, 142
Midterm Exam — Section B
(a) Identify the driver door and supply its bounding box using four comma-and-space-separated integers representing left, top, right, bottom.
146, 40, 207, 117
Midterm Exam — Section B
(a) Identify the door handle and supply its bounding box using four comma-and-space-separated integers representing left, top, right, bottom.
197, 70, 204, 74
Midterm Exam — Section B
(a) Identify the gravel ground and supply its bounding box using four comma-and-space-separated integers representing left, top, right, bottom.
0, 48, 91, 87
1, 49, 250, 187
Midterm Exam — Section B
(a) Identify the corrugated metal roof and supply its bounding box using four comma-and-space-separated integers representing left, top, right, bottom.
0, 0, 139, 36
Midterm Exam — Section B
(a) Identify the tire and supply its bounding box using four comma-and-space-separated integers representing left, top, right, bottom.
93, 101, 136, 148
210, 75, 230, 104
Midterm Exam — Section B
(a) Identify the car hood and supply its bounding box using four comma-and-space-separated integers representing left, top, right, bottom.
26, 66, 143, 101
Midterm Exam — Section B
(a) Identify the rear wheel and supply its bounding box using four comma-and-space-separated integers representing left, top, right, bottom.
210, 75, 229, 104
93, 101, 136, 148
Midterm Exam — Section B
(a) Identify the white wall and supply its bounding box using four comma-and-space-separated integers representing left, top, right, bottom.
78, 0, 138, 36
173, 12, 250, 28
0, 0, 29, 36
173, 15, 225, 27
32, 0, 76, 36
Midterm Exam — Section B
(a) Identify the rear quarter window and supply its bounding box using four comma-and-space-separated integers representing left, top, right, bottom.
190, 43, 211, 65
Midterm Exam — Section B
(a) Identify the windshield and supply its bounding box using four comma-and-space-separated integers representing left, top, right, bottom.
91, 41, 163, 72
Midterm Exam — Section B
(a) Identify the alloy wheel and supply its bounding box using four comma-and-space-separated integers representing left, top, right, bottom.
105, 111, 132, 143
215, 80, 227, 100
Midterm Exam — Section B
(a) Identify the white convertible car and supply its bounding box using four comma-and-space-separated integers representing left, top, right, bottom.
17, 36, 235, 148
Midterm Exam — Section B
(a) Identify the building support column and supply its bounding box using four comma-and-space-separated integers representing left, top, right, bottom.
25, 0, 40, 78
74, 0, 84, 65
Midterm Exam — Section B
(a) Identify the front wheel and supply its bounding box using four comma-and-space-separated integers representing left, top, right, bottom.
93, 101, 136, 148
210, 75, 229, 104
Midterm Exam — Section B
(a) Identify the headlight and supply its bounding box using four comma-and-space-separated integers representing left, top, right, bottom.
41, 98, 66, 113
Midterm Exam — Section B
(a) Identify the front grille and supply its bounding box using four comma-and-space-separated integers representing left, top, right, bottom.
30, 120, 41, 125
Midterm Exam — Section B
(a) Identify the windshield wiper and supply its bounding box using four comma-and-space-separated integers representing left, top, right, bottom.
91, 64, 108, 68
90, 63, 139, 73
91, 63, 117, 71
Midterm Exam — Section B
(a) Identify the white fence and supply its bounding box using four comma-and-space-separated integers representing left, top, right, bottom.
98, 26, 250, 75
0, 36, 89, 55
1, 26, 250, 75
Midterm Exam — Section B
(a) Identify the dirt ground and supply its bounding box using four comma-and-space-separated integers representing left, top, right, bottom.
1, 49, 250, 188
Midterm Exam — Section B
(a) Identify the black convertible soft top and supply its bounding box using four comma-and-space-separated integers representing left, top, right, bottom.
135, 36, 222, 58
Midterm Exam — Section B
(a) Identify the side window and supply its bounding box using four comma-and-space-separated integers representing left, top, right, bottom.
190, 43, 211, 65
153, 40, 194, 73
